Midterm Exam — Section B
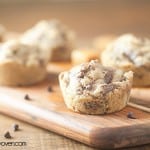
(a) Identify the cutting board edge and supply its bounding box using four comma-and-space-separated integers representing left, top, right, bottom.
89, 122, 150, 149
0, 108, 149, 149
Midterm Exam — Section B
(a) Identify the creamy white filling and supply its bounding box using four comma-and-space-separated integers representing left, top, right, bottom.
0, 40, 48, 66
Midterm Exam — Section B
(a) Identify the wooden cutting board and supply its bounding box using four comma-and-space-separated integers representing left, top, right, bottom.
0, 63, 149, 149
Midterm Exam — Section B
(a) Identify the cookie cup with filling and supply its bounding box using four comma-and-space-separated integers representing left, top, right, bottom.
0, 40, 48, 86
59, 60, 133, 114
21, 20, 75, 62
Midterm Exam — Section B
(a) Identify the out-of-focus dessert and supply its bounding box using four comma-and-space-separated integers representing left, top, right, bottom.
101, 34, 150, 87
0, 40, 48, 86
21, 20, 75, 62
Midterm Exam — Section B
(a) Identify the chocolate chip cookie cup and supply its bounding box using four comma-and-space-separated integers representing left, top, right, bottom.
101, 34, 150, 87
21, 19, 75, 62
59, 60, 133, 115
0, 40, 48, 86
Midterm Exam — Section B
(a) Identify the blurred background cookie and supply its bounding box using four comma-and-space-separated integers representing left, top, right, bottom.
101, 34, 150, 87
0, 40, 48, 86
21, 19, 76, 62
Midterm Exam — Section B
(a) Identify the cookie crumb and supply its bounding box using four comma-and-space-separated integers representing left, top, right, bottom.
4, 131, 12, 139
24, 94, 31, 100
127, 112, 137, 119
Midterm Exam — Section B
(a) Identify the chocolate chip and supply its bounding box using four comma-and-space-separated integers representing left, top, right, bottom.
122, 52, 134, 63
24, 94, 31, 100
104, 70, 114, 84
102, 84, 117, 95
77, 72, 84, 78
47, 86, 53, 92
120, 76, 126, 82
127, 112, 137, 119
4, 131, 12, 139
84, 101, 98, 110
13, 124, 19, 131
88, 64, 95, 70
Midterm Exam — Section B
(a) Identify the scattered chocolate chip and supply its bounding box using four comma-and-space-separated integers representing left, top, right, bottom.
104, 70, 114, 84
4, 131, 12, 139
47, 86, 53, 92
24, 94, 31, 100
127, 112, 137, 119
13, 124, 19, 131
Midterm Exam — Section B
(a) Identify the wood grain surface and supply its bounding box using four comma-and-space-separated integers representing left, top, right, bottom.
0, 114, 149, 150
0, 63, 149, 149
